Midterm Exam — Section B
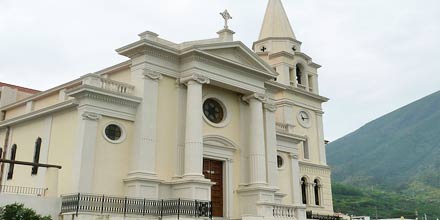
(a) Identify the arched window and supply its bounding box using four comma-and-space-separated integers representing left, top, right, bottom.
301, 177, 307, 204
7, 144, 17, 180
296, 65, 302, 85
314, 179, 321, 206
32, 137, 42, 175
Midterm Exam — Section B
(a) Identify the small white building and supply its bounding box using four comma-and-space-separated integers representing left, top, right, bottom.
0, 1, 336, 220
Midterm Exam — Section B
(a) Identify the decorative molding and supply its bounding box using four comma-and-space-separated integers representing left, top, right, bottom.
0, 100, 77, 128
81, 112, 101, 121
179, 74, 210, 85
289, 153, 299, 160
263, 103, 277, 112
143, 69, 163, 81
242, 93, 267, 103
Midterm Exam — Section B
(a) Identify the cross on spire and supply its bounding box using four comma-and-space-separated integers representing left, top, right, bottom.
220, 9, 232, 29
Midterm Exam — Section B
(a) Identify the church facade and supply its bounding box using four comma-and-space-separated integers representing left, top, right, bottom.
0, 1, 334, 220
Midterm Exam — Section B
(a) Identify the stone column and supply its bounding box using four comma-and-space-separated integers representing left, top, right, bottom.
308, 182, 315, 205
72, 111, 101, 193
290, 153, 306, 220
264, 103, 278, 187
303, 72, 310, 91
129, 70, 162, 177
244, 93, 267, 185
181, 74, 210, 178
316, 113, 327, 165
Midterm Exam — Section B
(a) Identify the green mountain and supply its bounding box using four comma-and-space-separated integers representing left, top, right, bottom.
327, 91, 440, 217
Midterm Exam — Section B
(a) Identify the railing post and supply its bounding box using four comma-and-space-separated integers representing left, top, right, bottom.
160, 199, 164, 219
124, 196, 127, 217
101, 195, 105, 214
177, 198, 181, 220
194, 200, 198, 218
143, 198, 146, 216
209, 201, 213, 220
76, 193, 80, 216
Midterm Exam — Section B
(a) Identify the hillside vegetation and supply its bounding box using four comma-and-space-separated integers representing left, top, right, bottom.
327, 91, 440, 218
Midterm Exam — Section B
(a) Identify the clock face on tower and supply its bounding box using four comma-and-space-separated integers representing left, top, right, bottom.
297, 110, 311, 128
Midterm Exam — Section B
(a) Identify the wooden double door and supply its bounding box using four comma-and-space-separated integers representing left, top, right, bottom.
203, 158, 224, 217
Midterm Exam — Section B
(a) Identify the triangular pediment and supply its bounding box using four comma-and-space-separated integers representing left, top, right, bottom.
195, 43, 278, 77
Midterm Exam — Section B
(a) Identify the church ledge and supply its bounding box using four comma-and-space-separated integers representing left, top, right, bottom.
182, 49, 277, 80
0, 100, 77, 127
66, 84, 142, 106
252, 37, 302, 50
276, 131, 306, 142
298, 161, 331, 170
267, 81, 329, 103
0, 80, 81, 111
94, 60, 131, 76
116, 38, 180, 58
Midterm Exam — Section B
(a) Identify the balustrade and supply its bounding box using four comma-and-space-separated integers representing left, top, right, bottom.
61, 193, 212, 219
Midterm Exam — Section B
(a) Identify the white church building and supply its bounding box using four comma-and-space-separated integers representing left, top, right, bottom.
0, 1, 336, 220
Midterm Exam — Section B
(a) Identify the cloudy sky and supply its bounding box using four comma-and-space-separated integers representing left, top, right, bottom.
1, 0, 439, 140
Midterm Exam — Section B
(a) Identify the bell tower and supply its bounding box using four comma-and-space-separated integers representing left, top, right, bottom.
253, 0, 320, 94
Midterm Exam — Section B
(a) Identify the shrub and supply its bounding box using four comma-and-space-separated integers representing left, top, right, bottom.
0, 203, 52, 220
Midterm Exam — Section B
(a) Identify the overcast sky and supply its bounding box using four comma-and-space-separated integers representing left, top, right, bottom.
1, 0, 439, 141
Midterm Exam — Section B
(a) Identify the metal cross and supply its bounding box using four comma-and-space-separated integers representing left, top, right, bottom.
220, 9, 232, 29
261, 46, 267, 52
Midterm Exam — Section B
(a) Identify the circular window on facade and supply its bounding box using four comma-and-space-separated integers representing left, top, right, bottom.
277, 155, 284, 169
104, 123, 124, 143
203, 98, 225, 124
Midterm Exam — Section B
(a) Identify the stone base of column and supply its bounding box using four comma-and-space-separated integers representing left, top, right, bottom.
237, 185, 278, 219
294, 204, 307, 220
274, 192, 287, 204
169, 178, 212, 201
123, 172, 163, 199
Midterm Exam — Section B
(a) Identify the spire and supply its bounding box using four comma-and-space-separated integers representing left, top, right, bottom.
258, 0, 296, 40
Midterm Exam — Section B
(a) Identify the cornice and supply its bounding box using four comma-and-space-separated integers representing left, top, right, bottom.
242, 93, 267, 103
143, 69, 163, 81
0, 100, 77, 128
299, 161, 331, 171
268, 51, 295, 59
0, 80, 82, 111
276, 131, 306, 142
181, 49, 277, 80
66, 85, 141, 108
275, 98, 324, 114
252, 37, 302, 50
94, 60, 131, 76
179, 74, 210, 85
116, 39, 180, 62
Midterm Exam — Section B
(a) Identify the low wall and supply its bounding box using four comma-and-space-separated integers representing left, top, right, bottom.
0, 194, 61, 219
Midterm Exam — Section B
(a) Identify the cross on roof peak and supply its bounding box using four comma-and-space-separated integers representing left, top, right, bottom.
220, 9, 232, 29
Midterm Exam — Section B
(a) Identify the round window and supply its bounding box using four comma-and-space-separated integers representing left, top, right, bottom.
105, 124, 122, 141
277, 155, 284, 168
203, 98, 224, 124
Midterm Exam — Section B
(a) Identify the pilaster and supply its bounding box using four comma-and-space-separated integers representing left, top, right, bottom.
181, 74, 210, 179
290, 153, 307, 220
125, 69, 162, 198
72, 111, 101, 193
264, 103, 278, 188
243, 93, 267, 186
316, 113, 327, 165
170, 74, 212, 201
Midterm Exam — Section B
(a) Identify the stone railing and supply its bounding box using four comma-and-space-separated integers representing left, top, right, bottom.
273, 204, 295, 219
82, 75, 134, 95
0, 185, 47, 197
61, 193, 212, 219
297, 84, 306, 90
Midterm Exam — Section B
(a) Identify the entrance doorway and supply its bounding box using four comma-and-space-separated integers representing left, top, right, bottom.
203, 158, 223, 217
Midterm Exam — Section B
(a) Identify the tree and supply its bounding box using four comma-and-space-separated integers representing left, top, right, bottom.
0, 203, 52, 220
